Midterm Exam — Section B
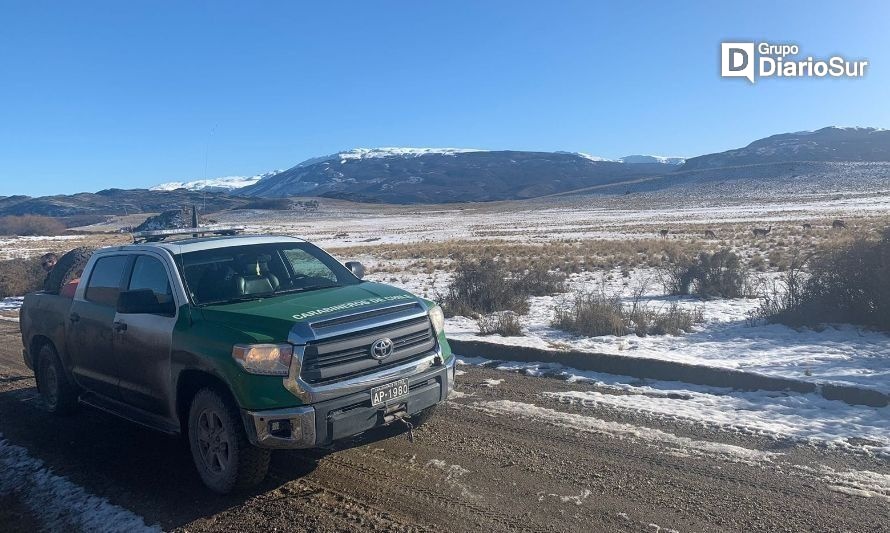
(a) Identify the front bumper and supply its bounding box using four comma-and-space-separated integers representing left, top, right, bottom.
243, 352, 455, 449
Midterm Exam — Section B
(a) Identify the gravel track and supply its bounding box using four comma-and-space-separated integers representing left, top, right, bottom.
0, 322, 886, 532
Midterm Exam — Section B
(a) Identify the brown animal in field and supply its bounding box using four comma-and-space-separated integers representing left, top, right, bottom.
802, 223, 812, 230
704, 229, 717, 239
659, 229, 669, 239
832, 219, 846, 229
752, 226, 772, 237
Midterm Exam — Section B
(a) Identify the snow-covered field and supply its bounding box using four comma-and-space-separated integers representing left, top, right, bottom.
210, 188, 890, 249
0, 235, 81, 260
434, 268, 890, 394
352, 256, 889, 394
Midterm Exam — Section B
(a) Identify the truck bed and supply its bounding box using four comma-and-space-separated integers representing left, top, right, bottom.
20, 292, 73, 370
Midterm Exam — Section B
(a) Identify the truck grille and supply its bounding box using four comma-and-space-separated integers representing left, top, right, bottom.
301, 316, 435, 384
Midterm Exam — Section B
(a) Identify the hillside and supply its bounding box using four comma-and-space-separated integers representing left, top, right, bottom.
240, 149, 669, 203
681, 127, 890, 171
5, 126, 890, 217
0, 188, 247, 217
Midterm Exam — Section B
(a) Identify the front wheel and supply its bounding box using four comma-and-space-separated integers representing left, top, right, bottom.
187, 388, 271, 493
36, 343, 78, 415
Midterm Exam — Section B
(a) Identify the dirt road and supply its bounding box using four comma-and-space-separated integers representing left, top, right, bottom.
0, 322, 886, 532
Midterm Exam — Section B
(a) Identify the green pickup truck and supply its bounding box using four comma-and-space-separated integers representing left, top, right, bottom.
19, 234, 454, 493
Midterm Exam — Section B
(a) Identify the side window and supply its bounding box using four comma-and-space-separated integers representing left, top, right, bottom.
85, 256, 128, 307
128, 256, 174, 306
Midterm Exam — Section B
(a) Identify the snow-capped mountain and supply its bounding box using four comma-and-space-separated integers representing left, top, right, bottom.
239, 149, 668, 203
151, 171, 280, 192
681, 126, 890, 171
619, 155, 686, 165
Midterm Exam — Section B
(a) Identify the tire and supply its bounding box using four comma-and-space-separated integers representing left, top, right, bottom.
187, 388, 271, 494
409, 405, 438, 428
43, 247, 95, 294
36, 343, 78, 415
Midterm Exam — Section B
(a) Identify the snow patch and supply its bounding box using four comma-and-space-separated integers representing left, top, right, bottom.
471, 400, 779, 466
537, 489, 591, 505
339, 147, 486, 160
0, 436, 160, 532
150, 171, 279, 192
0, 297, 23, 312
619, 155, 686, 165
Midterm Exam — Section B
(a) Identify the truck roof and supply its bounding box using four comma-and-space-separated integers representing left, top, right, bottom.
101, 234, 307, 255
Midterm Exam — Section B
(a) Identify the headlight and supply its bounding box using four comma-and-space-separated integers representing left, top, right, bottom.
428, 305, 445, 336
232, 343, 293, 376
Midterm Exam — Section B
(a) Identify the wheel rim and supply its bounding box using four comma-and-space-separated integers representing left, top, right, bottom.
41, 361, 59, 408
196, 408, 231, 475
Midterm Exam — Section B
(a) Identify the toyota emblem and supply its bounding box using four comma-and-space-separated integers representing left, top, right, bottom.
370, 338, 394, 360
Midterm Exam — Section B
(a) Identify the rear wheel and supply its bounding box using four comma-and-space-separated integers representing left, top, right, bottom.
36, 344, 78, 415
187, 388, 271, 493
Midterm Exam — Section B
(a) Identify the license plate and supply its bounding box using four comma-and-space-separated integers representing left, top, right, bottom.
371, 379, 409, 406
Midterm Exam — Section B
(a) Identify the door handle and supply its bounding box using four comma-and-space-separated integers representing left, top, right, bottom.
113, 321, 128, 332
69, 312, 80, 323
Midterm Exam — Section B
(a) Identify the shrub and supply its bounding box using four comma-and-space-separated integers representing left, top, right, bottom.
477, 312, 524, 336
757, 235, 890, 330
553, 291, 627, 337
552, 289, 703, 338
441, 257, 564, 317
0, 257, 46, 298
660, 249, 752, 298
0, 215, 66, 236
513, 264, 566, 297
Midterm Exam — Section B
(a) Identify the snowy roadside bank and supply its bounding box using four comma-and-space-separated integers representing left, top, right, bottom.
455, 357, 890, 459
449, 338, 889, 407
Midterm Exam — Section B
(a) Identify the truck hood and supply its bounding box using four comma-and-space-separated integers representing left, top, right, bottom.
197, 282, 423, 342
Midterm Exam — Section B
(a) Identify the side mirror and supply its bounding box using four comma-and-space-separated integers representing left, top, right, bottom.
345, 261, 365, 280
117, 289, 175, 316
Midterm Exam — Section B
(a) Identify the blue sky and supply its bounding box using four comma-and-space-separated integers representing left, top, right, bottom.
1, 1, 888, 196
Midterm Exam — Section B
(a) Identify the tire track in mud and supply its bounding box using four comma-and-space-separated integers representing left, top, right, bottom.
315, 451, 551, 533
0, 322, 887, 533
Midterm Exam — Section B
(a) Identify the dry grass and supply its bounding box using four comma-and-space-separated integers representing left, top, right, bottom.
0, 258, 45, 298
338, 238, 705, 275
552, 288, 704, 338
0, 216, 66, 236
477, 312, 524, 336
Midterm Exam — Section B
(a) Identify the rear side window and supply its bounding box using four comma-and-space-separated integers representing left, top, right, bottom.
85, 255, 128, 307
128, 256, 174, 305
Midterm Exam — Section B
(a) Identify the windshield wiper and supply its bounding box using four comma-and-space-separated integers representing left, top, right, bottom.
276, 284, 338, 295
198, 294, 272, 306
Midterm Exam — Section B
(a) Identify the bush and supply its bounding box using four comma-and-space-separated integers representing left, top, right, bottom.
441, 257, 564, 317
477, 312, 524, 336
552, 290, 703, 338
0, 257, 46, 298
513, 265, 566, 297
553, 292, 627, 336
0, 215, 66, 236
757, 235, 890, 330
660, 249, 752, 298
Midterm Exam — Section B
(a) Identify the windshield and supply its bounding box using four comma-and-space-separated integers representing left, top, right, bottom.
177, 242, 360, 305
